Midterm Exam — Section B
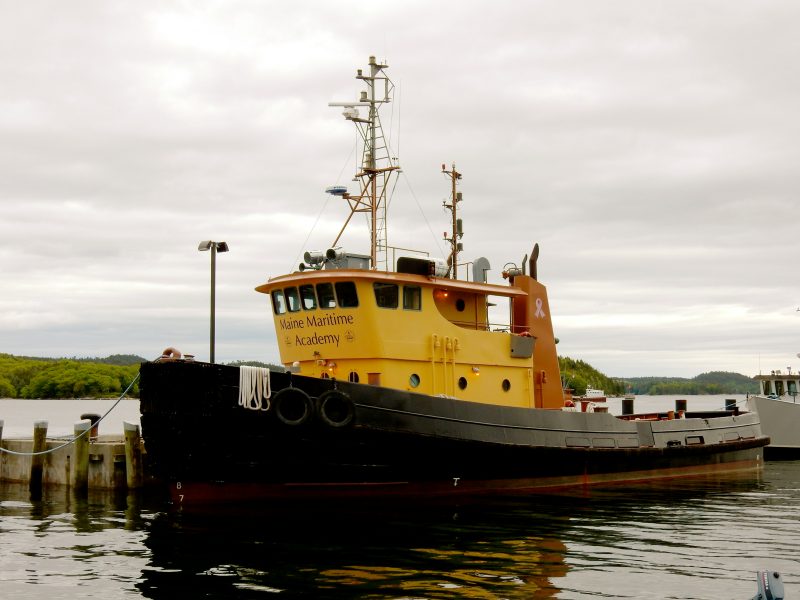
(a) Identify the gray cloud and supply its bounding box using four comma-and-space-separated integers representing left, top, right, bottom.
1, 1, 798, 378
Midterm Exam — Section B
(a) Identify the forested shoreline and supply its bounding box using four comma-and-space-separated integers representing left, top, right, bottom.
559, 358, 758, 395
0, 354, 142, 399
623, 371, 758, 395
0, 354, 287, 399
0, 352, 757, 399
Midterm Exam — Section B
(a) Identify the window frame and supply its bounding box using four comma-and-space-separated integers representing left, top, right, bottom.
271, 289, 287, 315
284, 287, 301, 312
403, 285, 422, 311
334, 281, 359, 308
373, 282, 399, 309
316, 282, 336, 309
299, 284, 317, 310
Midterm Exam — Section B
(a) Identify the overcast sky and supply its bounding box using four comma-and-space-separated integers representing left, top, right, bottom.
1, 1, 798, 378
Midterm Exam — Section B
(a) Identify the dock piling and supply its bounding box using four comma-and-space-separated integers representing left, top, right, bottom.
123, 422, 142, 489
2, 419, 147, 492
30, 420, 48, 496
73, 420, 91, 492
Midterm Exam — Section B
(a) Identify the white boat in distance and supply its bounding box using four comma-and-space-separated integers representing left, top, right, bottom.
572, 387, 607, 403
747, 362, 800, 459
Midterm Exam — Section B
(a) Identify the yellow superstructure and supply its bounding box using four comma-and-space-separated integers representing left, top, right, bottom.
256, 266, 565, 410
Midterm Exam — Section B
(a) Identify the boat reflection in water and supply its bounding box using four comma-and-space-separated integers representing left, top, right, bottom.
2, 465, 794, 599
134, 468, 780, 600
137, 497, 570, 599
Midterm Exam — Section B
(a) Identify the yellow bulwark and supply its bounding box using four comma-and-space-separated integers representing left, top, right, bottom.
255, 267, 565, 410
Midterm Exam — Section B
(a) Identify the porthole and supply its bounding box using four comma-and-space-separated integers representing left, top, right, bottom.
455, 298, 466, 312
458, 376, 467, 390
502, 379, 511, 392
349, 371, 360, 383
409, 373, 420, 388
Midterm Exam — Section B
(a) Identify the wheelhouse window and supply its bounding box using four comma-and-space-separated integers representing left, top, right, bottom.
335, 281, 359, 308
285, 287, 301, 312
271, 290, 286, 315
374, 282, 398, 308
316, 283, 336, 308
403, 286, 421, 310
299, 284, 317, 310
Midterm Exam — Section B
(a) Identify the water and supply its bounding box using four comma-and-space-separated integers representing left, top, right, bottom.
0, 398, 142, 438
2, 397, 798, 599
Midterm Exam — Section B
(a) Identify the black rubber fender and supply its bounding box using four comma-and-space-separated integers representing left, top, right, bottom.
273, 387, 314, 426
316, 390, 355, 429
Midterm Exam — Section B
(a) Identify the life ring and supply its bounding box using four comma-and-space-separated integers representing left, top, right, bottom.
160, 347, 182, 360
316, 390, 355, 429
273, 387, 314, 426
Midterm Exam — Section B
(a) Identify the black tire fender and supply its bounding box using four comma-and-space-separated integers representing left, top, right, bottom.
273, 387, 314, 426
316, 390, 355, 428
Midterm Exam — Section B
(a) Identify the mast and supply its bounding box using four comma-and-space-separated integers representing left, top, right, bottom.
442, 163, 463, 279
328, 56, 400, 270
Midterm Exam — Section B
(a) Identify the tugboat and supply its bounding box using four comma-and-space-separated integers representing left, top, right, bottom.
138, 56, 769, 506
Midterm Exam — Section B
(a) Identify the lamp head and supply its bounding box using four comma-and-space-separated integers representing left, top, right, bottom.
198, 240, 229, 252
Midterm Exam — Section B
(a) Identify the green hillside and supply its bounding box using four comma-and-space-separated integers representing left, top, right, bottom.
559, 356, 625, 396
225, 359, 284, 370
622, 371, 758, 395
0, 353, 141, 399
0, 353, 284, 399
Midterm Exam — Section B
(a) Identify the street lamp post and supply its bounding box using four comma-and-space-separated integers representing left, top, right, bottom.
198, 240, 229, 363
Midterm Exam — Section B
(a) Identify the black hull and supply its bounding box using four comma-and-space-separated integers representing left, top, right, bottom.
138, 361, 768, 506
763, 446, 800, 460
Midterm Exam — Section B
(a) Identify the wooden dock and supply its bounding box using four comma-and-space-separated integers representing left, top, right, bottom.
0, 419, 155, 493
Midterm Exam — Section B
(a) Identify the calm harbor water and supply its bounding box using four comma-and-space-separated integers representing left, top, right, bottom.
0, 398, 142, 438
2, 396, 798, 599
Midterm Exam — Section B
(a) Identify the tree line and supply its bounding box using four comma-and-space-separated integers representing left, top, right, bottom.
0, 354, 284, 399
0, 352, 758, 399
0, 354, 144, 398
0, 354, 143, 399
560, 356, 626, 396
622, 371, 758, 395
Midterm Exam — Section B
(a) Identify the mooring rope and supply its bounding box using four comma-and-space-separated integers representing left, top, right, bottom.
238, 366, 271, 411
0, 372, 141, 457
